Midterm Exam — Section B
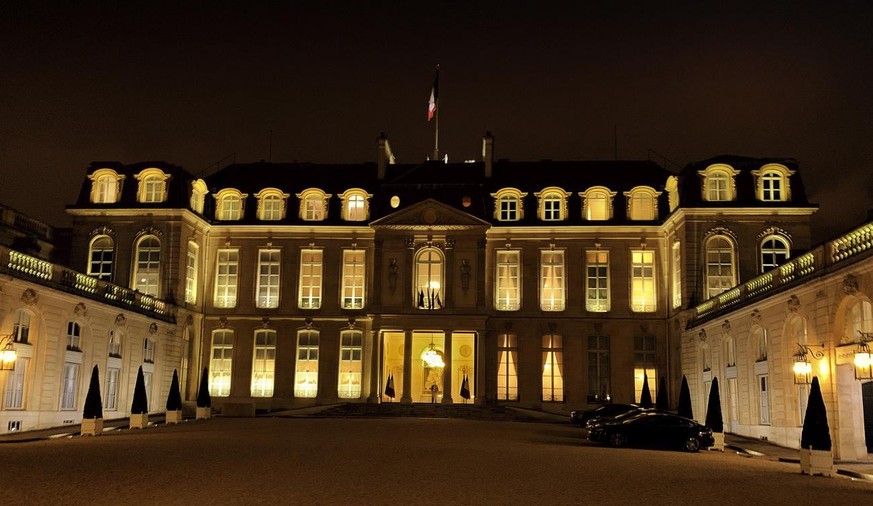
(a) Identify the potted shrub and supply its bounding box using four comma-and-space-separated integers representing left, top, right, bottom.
678, 375, 693, 420
705, 377, 724, 451
800, 376, 833, 476
655, 376, 669, 411
129, 365, 149, 429
81, 365, 103, 436
639, 373, 653, 408
165, 369, 183, 424
196, 367, 212, 420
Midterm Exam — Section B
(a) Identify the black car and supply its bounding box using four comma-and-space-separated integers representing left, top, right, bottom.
569, 403, 640, 426
587, 411, 715, 452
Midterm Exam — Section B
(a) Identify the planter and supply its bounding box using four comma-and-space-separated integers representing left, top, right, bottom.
196, 406, 211, 420
165, 410, 183, 424
800, 448, 834, 477
81, 417, 103, 436
709, 432, 725, 452
129, 412, 149, 429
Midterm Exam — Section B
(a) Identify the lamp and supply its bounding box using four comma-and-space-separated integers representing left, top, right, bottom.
0, 335, 17, 371
792, 343, 824, 385
854, 332, 873, 381
422, 337, 445, 368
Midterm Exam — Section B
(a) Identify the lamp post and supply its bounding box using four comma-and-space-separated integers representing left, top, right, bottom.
854, 332, 873, 381
793, 343, 825, 385
0, 334, 18, 371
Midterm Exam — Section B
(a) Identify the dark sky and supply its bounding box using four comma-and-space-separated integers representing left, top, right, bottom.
2, 2, 873, 242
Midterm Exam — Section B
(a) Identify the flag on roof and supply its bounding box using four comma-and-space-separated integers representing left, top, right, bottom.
427, 67, 439, 121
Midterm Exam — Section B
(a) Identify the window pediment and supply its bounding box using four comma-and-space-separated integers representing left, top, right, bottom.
190, 179, 209, 214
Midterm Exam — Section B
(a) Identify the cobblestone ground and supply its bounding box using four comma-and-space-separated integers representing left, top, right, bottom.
5, 417, 872, 505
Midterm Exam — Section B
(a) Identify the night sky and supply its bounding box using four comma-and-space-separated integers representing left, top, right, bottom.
2, 2, 873, 242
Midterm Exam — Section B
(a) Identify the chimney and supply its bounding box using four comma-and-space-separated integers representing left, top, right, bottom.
377, 132, 395, 180
482, 131, 494, 178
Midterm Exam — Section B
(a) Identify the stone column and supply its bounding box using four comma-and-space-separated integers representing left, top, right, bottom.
401, 330, 413, 404
367, 329, 380, 403
475, 329, 490, 405
441, 331, 454, 404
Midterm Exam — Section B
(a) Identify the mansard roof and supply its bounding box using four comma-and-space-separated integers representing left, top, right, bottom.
679, 155, 814, 207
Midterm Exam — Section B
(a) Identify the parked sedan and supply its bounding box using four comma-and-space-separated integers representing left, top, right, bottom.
569, 403, 640, 426
588, 411, 715, 452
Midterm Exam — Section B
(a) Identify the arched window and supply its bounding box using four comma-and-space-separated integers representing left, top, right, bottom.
490, 188, 526, 221
215, 190, 246, 221
89, 169, 123, 203
753, 164, 794, 202
697, 164, 740, 202
760, 235, 790, 272
845, 299, 873, 342
297, 189, 330, 221
88, 235, 114, 281
255, 188, 289, 221
134, 168, 170, 203
625, 186, 661, 221
534, 187, 568, 221
133, 235, 161, 296
415, 248, 444, 310
580, 187, 616, 221
341, 189, 371, 222
705, 235, 736, 299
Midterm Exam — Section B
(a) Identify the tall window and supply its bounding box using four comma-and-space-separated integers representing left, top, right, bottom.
631, 250, 656, 312
218, 194, 243, 221
588, 335, 610, 402
542, 335, 564, 402
298, 249, 323, 309
209, 330, 233, 397
540, 250, 565, 311
585, 250, 609, 312
105, 367, 119, 410
341, 250, 366, 309
295, 330, 319, 398
13, 310, 31, 344
66, 322, 81, 351
753, 326, 768, 361
88, 235, 114, 281
338, 331, 363, 399
60, 362, 79, 410
761, 171, 784, 201
497, 334, 518, 401
760, 236, 790, 272
634, 335, 656, 403
133, 235, 161, 296
256, 249, 281, 309
108, 331, 122, 357
251, 330, 276, 397
214, 249, 239, 308
185, 241, 198, 304
4, 357, 28, 408
759, 374, 771, 424
705, 171, 730, 201
705, 236, 735, 299
495, 250, 520, 311
143, 338, 156, 363
143, 371, 153, 411
672, 242, 682, 309
415, 248, 444, 310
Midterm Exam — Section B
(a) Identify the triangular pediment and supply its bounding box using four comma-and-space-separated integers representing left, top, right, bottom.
371, 198, 491, 230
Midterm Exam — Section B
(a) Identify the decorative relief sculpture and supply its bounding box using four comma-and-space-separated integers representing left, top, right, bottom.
74, 302, 88, 318
21, 288, 38, 305
115, 313, 126, 327
460, 259, 471, 293
698, 329, 707, 342
750, 309, 762, 326
787, 295, 801, 313
843, 274, 859, 295
148, 323, 158, 334
388, 258, 398, 293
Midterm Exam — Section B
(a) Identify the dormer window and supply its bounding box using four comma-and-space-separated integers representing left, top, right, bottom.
697, 164, 740, 202
297, 189, 330, 221
580, 186, 616, 221
535, 187, 568, 221
625, 186, 662, 221
491, 188, 527, 222
255, 188, 289, 221
89, 169, 124, 204
752, 164, 795, 202
340, 189, 372, 222
190, 179, 208, 214
214, 189, 247, 221
134, 168, 170, 203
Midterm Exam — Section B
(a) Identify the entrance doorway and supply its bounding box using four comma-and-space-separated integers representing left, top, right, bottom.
863, 381, 873, 453
380, 331, 476, 403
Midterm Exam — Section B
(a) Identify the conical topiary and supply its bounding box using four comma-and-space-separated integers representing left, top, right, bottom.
131, 365, 149, 415
83, 365, 103, 420
196, 366, 211, 408
639, 373, 653, 408
656, 376, 669, 410
801, 376, 832, 451
705, 377, 723, 433
166, 369, 183, 411
678, 375, 693, 419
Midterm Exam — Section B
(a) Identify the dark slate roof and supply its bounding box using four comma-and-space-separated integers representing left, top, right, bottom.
679, 155, 814, 207
69, 161, 195, 211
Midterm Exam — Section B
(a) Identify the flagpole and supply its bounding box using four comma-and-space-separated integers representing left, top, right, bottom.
433, 64, 440, 161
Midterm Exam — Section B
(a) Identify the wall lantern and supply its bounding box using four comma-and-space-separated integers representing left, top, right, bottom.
854, 332, 873, 381
793, 343, 824, 385
0, 335, 17, 371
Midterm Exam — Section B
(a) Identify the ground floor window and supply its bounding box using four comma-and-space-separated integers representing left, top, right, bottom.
4, 358, 28, 409
105, 367, 120, 410
295, 330, 319, 398
758, 374, 770, 425
338, 331, 363, 399
588, 335, 610, 402
497, 334, 518, 401
542, 335, 564, 402
210, 329, 233, 397
251, 330, 276, 397
60, 363, 79, 410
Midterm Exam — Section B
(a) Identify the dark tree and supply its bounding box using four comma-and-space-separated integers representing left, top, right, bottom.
166, 369, 183, 411
656, 376, 669, 410
83, 365, 103, 419
131, 366, 149, 415
705, 377, 724, 433
639, 373, 653, 408
678, 375, 693, 419
801, 376, 832, 451
196, 367, 212, 408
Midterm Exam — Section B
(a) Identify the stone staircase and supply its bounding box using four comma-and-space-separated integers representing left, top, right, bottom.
313, 402, 556, 423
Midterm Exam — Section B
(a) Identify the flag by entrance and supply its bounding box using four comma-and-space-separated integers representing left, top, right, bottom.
460, 374, 470, 400
427, 67, 439, 121
384, 373, 395, 400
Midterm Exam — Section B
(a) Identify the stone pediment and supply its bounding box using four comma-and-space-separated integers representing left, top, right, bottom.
371, 198, 491, 230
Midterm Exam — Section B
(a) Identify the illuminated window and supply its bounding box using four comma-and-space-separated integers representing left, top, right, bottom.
185, 241, 198, 304
105, 367, 119, 410
540, 250, 565, 311
698, 164, 739, 202
588, 336, 610, 402
297, 189, 330, 221
135, 168, 169, 203
60, 362, 79, 410
491, 188, 526, 221
758, 374, 770, 425
213, 249, 239, 308
4, 357, 27, 409
580, 187, 615, 221
415, 248, 444, 310
535, 187, 568, 221
633, 335, 656, 403
133, 235, 161, 296
625, 187, 661, 221
190, 179, 208, 213
725, 334, 736, 367
760, 235, 790, 272
215, 191, 245, 221
497, 334, 518, 401
341, 189, 371, 222
209, 329, 233, 397
295, 330, 319, 398
108, 331, 122, 358
298, 249, 323, 309
672, 242, 682, 309
66, 322, 81, 351
88, 235, 114, 281
630, 250, 656, 312
752, 164, 794, 202
251, 330, 276, 397
259, 195, 282, 221
761, 172, 783, 201
256, 249, 281, 309
585, 250, 609, 312
341, 249, 366, 309
338, 331, 363, 399
495, 250, 521, 311
753, 326, 768, 361
143, 338, 155, 363
705, 235, 735, 299
89, 169, 123, 203
845, 299, 873, 341
542, 334, 564, 402
12, 310, 31, 344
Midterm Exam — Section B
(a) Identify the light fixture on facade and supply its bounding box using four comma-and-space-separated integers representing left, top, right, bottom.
0, 335, 17, 371
854, 332, 873, 381
792, 343, 825, 385
422, 337, 445, 369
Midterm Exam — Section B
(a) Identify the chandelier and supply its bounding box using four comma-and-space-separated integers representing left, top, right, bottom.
422, 337, 445, 368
